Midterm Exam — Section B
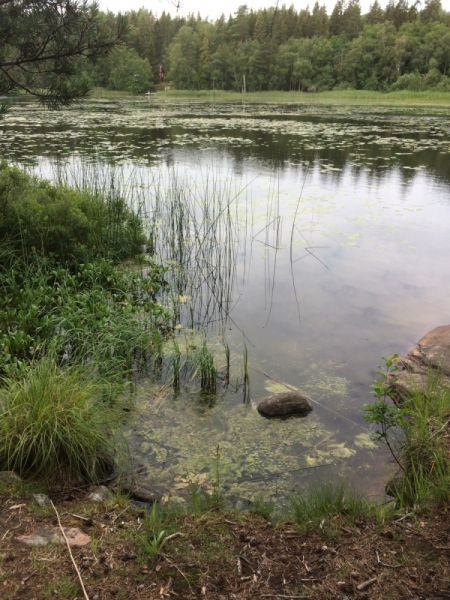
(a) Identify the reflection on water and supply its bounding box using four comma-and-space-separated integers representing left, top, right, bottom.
3, 98, 450, 507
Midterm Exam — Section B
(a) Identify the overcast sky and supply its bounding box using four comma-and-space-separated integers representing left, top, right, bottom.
99, 0, 450, 22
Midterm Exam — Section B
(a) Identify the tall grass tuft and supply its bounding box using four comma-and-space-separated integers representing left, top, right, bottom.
0, 360, 130, 484
395, 376, 450, 507
291, 483, 381, 534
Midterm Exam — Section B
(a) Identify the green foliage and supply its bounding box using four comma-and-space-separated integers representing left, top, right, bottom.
0, 1, 127, 109
291, 483, 382, 534
140, 502, 167, 560
108, 47, 155, 93
88, 3, 450, 94
248, 498, 275, 520
0, 253, 169, 378
0, 360, 129, 483
365, 355, 450, 509
0, 162, 147, 262
363, 354, 409, 472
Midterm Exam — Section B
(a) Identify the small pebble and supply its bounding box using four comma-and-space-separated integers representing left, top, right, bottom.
137, 584, 144, 590
350, 571, 360, 580
428, 568, 436, 575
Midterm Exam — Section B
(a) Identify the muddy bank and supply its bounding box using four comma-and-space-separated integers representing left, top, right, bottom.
1, 477, 450, 600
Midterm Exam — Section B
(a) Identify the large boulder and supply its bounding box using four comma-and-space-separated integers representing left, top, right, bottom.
388, 325, 450, 403
257, 391, 313, 418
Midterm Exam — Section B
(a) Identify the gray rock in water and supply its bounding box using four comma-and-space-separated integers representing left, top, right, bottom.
257, 391, 313, 418
388, 324, 450, 403
86, 485, 112, 503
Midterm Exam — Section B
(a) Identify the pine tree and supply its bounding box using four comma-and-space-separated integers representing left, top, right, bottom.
343, 0, 362, 39
198, 33, 212, 89
311, 2, 330, 37
253, 12, 267, 43
330, 0, 346, 36
421, 0, 442, 23
367, 1, 385, 25
297, 6, 313, 38
0, 0, 126, 110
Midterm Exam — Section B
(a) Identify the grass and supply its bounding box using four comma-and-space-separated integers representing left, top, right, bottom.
290, 482, 389, 536
90, 87, 132, 97
392, 375, 450, 508
155, 88, 450, 106
0, 359, 130, 484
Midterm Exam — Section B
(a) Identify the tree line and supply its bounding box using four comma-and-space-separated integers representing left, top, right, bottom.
65, 1, 450, 93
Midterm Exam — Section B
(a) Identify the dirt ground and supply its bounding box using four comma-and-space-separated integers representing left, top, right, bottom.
1, 484, 450, 600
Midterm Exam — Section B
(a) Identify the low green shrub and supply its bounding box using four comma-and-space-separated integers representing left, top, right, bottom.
0, 360, 130, 483
0, 253, 169, 377
0, 161, 146, 262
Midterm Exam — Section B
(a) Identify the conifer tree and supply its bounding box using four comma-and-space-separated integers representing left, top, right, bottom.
253, 12, 267, 43
0, 0, 127, 110
367, 0, 385, 25
330, 0, 346, 36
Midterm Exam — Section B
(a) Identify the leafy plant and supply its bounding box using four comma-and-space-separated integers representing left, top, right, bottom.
141, 530, 167, 560
362, 354, 409, 471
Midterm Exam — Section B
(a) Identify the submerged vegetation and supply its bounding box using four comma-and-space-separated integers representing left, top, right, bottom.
0, 161, 248, 484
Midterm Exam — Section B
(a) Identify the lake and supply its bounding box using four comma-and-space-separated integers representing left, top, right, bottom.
2, 97, 450, 508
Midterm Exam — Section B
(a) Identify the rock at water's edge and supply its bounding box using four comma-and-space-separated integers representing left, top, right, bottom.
257, 391, 313, 418
388, 324, 450, 403
119, 480, 157, 503
86, 485, 112, 503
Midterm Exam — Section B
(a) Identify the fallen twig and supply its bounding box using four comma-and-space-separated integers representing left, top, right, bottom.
21, 570, 38, 583
164, 532, 184, 543
356, 578, 377, 591
376, 550, 403, 569
70, 513, 91, 521
161, 554, 191, 589
395, 513, 414, 523
260, 595, 311, 599
430, 419, 450, 440
50, 500, 90, 600
237, 557, 242, 578
239, 555, 256, 571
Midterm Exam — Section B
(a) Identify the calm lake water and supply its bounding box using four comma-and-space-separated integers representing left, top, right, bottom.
3, 97, 450, 508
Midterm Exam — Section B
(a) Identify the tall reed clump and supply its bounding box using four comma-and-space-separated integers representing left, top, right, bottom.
0, 360, 130, 484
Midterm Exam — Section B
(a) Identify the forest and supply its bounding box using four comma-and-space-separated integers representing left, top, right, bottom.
81, 0, 450, 93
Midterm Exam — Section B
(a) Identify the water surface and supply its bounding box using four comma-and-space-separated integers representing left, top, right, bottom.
3, 97, 450, 507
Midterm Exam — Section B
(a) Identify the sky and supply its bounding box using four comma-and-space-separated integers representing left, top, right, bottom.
99, 0, 450, 22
